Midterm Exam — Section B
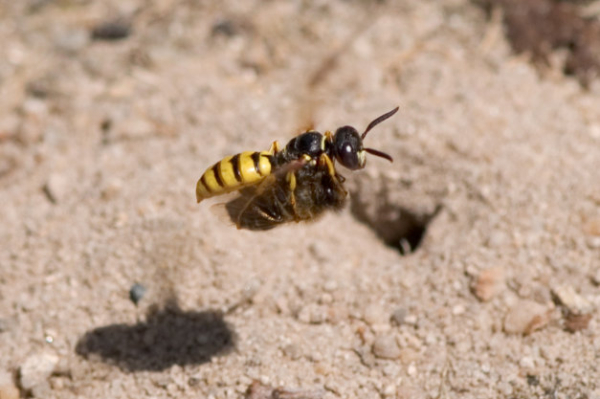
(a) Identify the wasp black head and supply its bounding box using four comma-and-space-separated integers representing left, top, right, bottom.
332, 126, 365, 170
331, 107, 398, 170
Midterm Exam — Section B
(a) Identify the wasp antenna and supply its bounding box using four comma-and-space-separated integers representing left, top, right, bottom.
362, 106, 400, 139
365, 147, 393, 163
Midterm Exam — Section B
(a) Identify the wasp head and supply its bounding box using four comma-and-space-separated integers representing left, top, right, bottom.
332, 106, 398, 170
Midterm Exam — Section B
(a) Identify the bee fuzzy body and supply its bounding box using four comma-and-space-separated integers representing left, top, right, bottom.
225, 155, 348, 230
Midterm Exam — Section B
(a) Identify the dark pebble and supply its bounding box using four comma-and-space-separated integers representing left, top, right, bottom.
92, 20, 131, 41
129, 283, 146, 305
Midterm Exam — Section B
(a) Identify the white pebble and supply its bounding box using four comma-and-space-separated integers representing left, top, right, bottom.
504, 300, 552, 335
19, 351, 59, 391
519, 356, 535, 369
372, 335, 401, 359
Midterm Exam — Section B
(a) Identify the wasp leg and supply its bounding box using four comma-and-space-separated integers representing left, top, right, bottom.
317, 153, 336, 177
268, 141, 281, 155
318, 153, 347, 192
324, 130, 333, 144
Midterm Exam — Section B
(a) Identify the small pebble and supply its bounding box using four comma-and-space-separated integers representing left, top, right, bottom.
587, 236, 600, 249
55, 28, 88, 53
519, 356, 535, 369
245, 381, 273, 399
372, 335, 402, 359
282, 343, 302, 360
390, 308, 407, 326
354, 345, 376, 367
323, 280, 338, 292
326, 304, 348, 324
313, 362, 331, 376
241, 278, 262, 302
49, 376, 65, 390
527, 374, 540, 386
211, 19, 247, 38
472, 267, 505, 302
497, 381, 513, 395
0, 318, 13, 333
564, 313, 592, 333
129, 283, 146, 305
274, 296, 289, 315
382, 363, 400, 377
19, 351, 59, 391
583, 218, 600, 236
0, 370, 19, 399
407, 364, 417, 376
481, 363, 491, 373
363, 303, 387, 326
297, 306, 311, 324
424, 333, 436, 345
504, 300, 552, 335
91, 20, 131, 41
452, 304, 465, 315
101, 178, 123, 200
114, 117, 155, 140
43, 173, 68, 204
382, 384, 396, 397
551, 285, 592, 315
30, 382, 51, 398
592, 270, 600, 286
297, 304, 326, 324
245, 380, 324, 399
486, 231, 509, 247
319, 293, 332, 304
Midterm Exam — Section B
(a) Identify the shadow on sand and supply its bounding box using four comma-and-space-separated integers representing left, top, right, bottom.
75, 301, 235, 371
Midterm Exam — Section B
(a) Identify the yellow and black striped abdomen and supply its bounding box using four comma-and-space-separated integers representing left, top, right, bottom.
196, 151, 273, 203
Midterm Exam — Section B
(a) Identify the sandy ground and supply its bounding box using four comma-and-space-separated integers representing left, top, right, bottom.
1, 1, 600, 398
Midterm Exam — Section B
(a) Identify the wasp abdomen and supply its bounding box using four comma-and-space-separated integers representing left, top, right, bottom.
196, 151, 273, 203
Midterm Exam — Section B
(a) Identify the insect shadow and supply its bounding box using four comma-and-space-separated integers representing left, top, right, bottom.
75, 299, 236, 372
350, 183, 441, 255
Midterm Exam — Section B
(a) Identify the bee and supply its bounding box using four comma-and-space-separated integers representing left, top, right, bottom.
196, 106, 399, 230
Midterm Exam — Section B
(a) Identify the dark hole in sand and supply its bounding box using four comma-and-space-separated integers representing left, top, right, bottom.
350, 188, 441, 255
75, 301, 235, 372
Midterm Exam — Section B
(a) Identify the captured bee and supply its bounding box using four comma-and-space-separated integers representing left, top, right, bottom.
196, 106, 399, 230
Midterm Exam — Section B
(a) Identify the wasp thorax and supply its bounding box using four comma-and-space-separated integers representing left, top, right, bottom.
333, 126, 365, 170
287, 132, 324, 158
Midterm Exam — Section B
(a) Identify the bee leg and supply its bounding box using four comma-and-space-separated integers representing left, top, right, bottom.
268, 141, 281, 155
285, 171, 300, 221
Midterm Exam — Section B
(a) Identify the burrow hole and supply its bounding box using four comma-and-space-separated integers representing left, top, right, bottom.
350, 188, 441, 255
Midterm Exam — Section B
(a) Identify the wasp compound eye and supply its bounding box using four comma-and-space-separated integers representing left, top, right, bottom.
333, 126, 364, 170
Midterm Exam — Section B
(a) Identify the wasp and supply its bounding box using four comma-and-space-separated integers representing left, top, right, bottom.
196, 106, 399, 230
